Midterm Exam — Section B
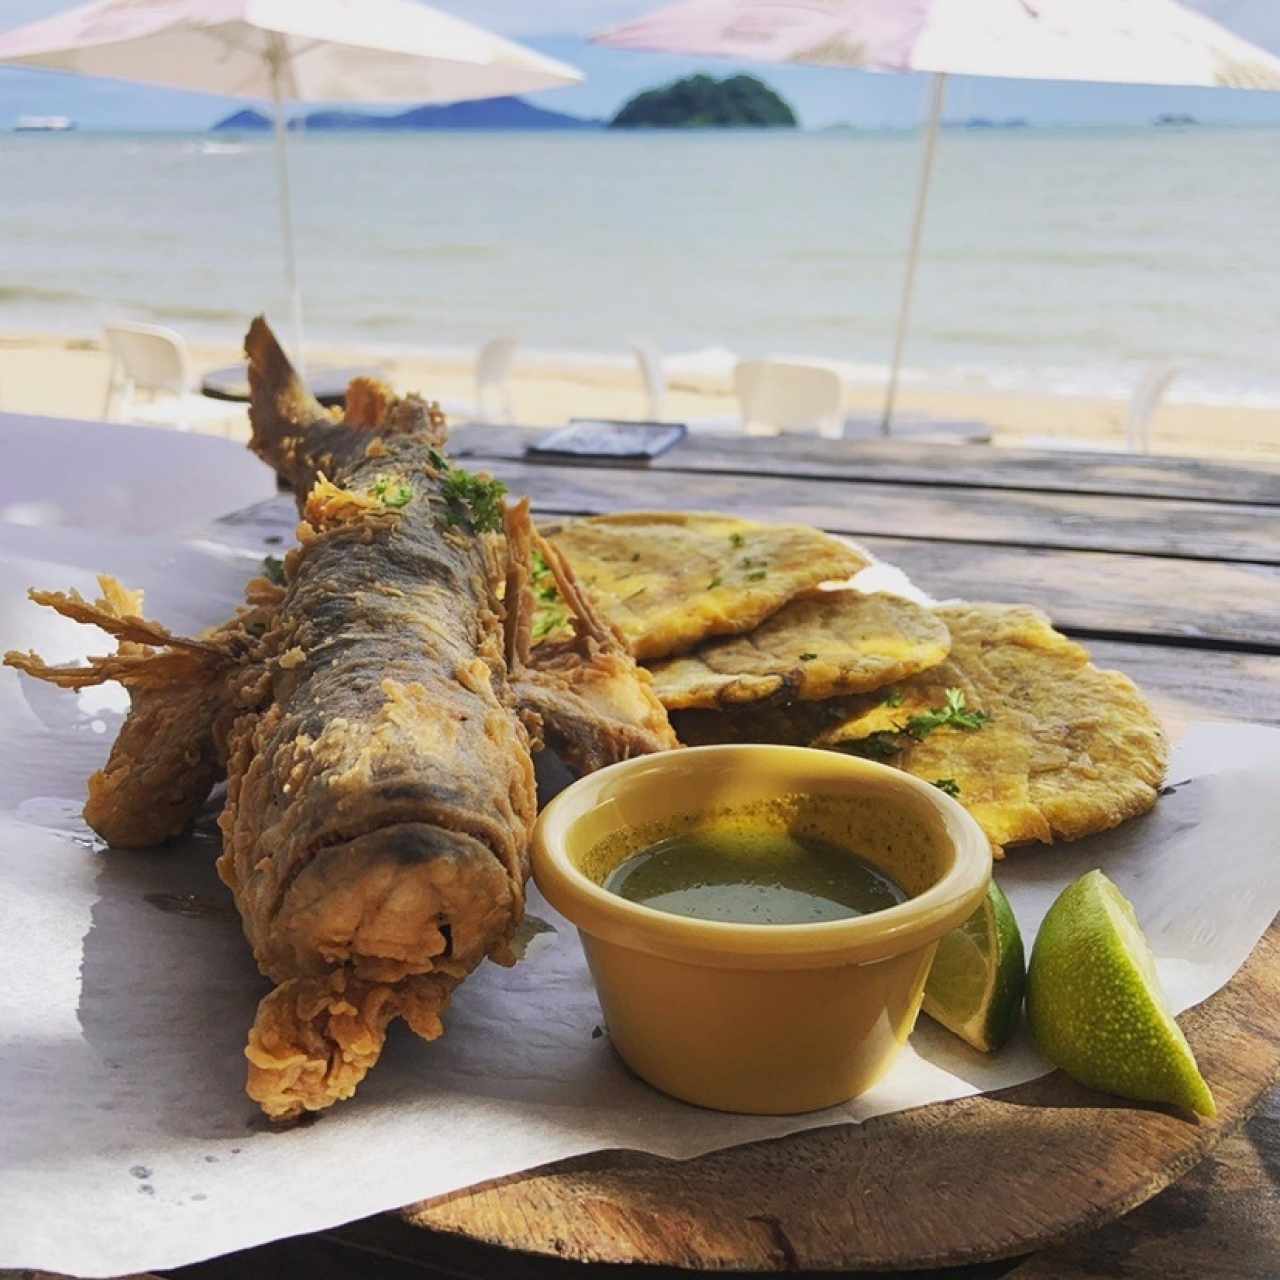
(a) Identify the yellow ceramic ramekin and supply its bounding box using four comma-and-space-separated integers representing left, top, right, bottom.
532, 744, 991, 1114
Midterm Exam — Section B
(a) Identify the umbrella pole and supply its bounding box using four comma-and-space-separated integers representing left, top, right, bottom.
880, 71, 947, 436
268, 44, 306, 374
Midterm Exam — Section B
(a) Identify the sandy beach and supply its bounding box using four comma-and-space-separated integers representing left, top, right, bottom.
2, 329, 1278, 461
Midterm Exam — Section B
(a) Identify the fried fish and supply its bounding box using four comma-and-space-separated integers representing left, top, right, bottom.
543, 512, 868, 661
648, 590, 950, 710
5, 318, 677, 1120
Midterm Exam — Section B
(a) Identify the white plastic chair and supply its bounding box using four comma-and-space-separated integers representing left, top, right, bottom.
1022, 363, 1181, 454
101, 322, 233, 433
733, 359, 845, 438
631, 341, 666, 420
474, 336, 519, 424
1126, 364, 1179, 453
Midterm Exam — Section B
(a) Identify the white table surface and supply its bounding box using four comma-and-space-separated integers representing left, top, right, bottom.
0, 412, 276, 538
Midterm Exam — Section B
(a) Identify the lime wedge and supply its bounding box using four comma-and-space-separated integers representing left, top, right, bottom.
923, 879, 1026, 1052
1027, 869, 1215, 1117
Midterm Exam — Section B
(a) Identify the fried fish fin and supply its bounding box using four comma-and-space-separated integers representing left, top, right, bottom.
244, 969, 456, 1121
246, 315, 447, 498
511, 509, 678, 774
3, 575, 270, 847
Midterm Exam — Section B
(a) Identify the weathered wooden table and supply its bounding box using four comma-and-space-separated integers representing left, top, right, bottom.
158, 425, 1280, 1280
201, 363, 383, 408
13, 423, 1278, 1280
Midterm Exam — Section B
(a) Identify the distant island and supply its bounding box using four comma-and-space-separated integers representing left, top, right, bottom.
609, 74, 796, 129
212, 97, 598, 132
1154, 113, 1198, 127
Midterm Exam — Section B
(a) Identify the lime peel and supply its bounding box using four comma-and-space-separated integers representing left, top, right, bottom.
923, 878, 1026, 1053
1027, 869, 1215, 1118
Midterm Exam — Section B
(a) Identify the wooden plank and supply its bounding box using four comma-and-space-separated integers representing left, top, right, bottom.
327, 1215, 1020, 1280
476, 459, 1280, 566
1083, 640, 1280, 727
451, 425, 1280, 507
311, 1090, 1280, 1280
401, 920, 1280, 1271
212, 495, 1280, 651
859, 537, 1280, 652
1007, 1090, 1280, 1280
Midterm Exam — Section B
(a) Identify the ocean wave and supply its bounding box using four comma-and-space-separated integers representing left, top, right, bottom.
146, 301, 245, 323
928, 249, 1171, 269
382, 243, 501, 262
782, 247, 882, 263
929, 361, 1280, 409
360, 313, 419, 332
928, 326, 1119, 349
0, 284, 86, 305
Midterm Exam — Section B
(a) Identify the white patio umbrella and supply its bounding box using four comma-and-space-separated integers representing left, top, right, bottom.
595, 0, 1280, 432
0, 0, 583, 363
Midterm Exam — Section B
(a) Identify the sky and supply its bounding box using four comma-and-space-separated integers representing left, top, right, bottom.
2, 0, 1280, 131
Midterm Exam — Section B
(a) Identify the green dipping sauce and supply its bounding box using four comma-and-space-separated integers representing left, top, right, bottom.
602, 828, 907, 925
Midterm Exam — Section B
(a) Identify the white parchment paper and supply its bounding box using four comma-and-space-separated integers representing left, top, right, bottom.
1, 522, 1278, 1278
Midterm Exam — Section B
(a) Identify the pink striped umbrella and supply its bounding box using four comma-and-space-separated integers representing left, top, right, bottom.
595, 0, 1280, 432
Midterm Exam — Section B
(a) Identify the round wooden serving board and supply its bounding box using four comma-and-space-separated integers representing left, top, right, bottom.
400, 917, 1280, 1273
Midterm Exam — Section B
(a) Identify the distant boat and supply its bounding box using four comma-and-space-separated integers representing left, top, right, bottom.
14, 114, 76, 132
1154, 113, 1198, 127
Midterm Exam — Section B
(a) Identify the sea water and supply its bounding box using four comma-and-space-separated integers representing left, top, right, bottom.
2, 126, 1278, 405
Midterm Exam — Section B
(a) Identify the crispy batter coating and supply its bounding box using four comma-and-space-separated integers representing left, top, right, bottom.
544, 512, 868, 661
674, 603, 1167, 858
647, 590, 950, 710
222, 320, 538, 1116
245, 970, 454, 1117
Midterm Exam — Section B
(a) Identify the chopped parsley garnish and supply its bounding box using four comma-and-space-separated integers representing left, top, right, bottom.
729, 532, 745, 549
531, 549, 569, 643
531, 550, 558, 602
441, 467, 507, 533
883, 689, 904, 708
370, 475, 414, 508
903, 687, 989, 737
746, 569, 767, 582
708, 575, 722, 589
799, 652, 818, 661
829, 688, 989, 764
261, 554, 285, 586
933, 778, 962, 797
